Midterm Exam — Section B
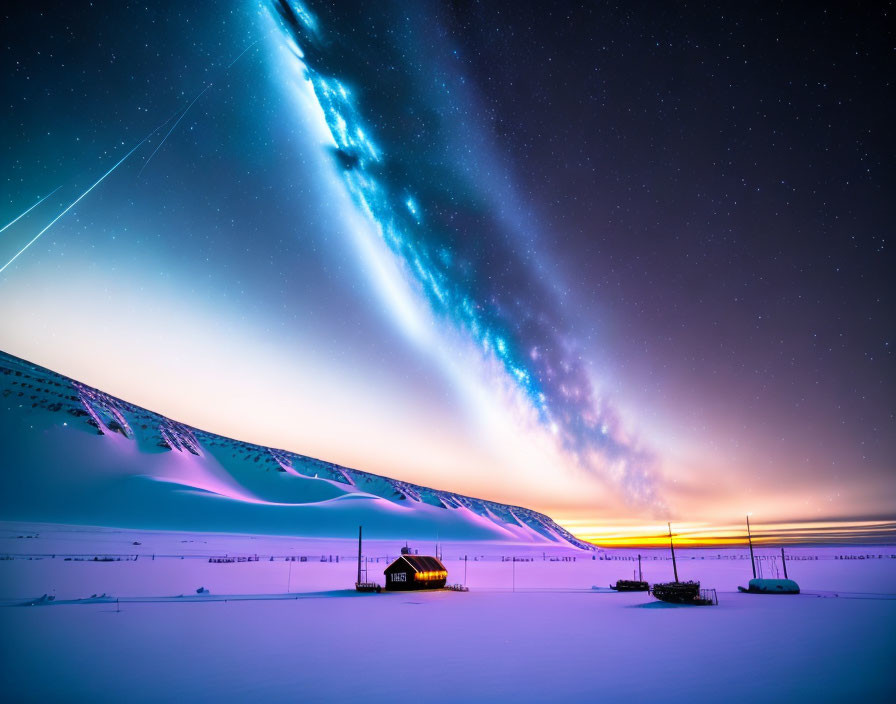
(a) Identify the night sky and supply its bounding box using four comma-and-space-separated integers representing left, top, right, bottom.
1, 1, 893, 541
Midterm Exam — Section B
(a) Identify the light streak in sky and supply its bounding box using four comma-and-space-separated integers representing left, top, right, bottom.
138, 83, 213, 178
0, 139, 149, 277
0, 186, 61, 235
2, 35, 266, 277
228, 39, 261, 68
139, 38, 262, 178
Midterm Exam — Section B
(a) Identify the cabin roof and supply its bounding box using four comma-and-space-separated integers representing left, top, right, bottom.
385, 555, 446, 573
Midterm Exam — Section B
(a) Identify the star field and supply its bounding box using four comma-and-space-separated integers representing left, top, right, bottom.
0, 1, 892, 528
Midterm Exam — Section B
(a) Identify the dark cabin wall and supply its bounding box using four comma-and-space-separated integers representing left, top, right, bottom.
384, 557, 447, 591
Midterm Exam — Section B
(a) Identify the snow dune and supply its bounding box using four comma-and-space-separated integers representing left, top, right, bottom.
0, 350, 586, 545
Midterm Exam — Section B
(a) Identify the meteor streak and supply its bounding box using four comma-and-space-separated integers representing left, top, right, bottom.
227, 39, 260, 68
0, 186, 61, 235
2, 36, 264, 276
138, 83, 213, 178
138, 38, 261, 178
0, 140, 149, 277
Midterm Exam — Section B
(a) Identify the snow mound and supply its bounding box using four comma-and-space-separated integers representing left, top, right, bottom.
0, 350, 591, 548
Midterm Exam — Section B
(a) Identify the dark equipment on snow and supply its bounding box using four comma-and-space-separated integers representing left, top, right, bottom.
737, 518, 800, 594
651, 523, 717, 606
355, 526, 382, 593
611, 553, 649, 591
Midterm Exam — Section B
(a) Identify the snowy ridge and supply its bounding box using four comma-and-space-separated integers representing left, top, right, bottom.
0, 350, 592, 548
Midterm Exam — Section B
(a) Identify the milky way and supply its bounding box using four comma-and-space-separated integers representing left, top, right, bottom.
266, 0, 657, 503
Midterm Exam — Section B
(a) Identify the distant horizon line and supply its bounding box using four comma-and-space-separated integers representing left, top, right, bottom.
563, 518, 896, 548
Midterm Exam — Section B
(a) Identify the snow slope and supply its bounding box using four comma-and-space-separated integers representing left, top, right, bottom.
0, 351, 590, 546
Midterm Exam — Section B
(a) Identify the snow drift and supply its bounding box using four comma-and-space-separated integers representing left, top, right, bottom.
0, 350, 590, 547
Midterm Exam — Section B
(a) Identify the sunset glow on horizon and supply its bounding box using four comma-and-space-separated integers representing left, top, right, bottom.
560, 519, 896, 548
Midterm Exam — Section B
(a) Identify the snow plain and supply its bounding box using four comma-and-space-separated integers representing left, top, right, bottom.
1, 524, 894, 703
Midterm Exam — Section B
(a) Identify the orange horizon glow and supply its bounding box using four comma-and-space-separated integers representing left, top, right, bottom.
560, 519, 896, 548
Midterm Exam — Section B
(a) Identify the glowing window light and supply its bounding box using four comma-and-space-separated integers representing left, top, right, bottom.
411, 568, 446, 581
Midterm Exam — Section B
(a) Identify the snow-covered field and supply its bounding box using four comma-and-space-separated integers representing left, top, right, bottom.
1, 524, 894, 702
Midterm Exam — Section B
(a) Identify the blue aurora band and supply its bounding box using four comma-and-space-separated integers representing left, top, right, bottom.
265, 0, 657, 504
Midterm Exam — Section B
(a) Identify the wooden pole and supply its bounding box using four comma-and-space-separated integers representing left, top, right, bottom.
638, 554, 642, 582
668, 522, 679, 582
357, 525, 362, 586
781, 547, 788, 579
746, 515, 756, 579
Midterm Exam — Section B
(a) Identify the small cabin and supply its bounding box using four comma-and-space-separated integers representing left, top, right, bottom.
384, 554, 447, 591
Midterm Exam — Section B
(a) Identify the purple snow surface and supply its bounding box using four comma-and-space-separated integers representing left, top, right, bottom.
1, 525, 894, 703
